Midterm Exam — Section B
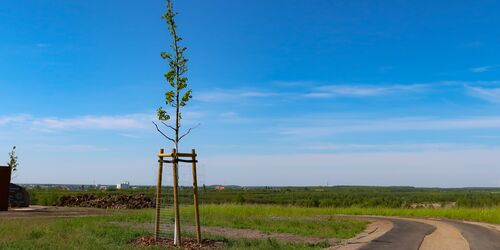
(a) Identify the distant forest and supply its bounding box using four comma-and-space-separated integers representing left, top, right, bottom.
27, 185, 500, 208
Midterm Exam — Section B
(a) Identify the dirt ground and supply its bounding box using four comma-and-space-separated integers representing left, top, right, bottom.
0, 206, 122, 219
130, 236, 225, 249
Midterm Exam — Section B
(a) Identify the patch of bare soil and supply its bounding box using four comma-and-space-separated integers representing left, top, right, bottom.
129, 236, 224, 249
0, 206, 124, 219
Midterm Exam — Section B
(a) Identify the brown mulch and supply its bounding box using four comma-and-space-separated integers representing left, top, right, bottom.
129, 236, 225, 249
58, 194, 153, 209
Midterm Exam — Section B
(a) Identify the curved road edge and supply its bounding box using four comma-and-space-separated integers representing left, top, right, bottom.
331, 215, 500, 250
332, 216, 435, 250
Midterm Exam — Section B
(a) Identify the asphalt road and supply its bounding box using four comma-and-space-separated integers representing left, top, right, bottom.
445, 220, 500, 250
359, 217, 435, 250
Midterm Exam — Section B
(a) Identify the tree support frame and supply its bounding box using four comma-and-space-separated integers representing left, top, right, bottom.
154, 148, 201, 246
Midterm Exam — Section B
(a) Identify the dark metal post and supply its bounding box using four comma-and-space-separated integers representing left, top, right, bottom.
0, 166, 11, 211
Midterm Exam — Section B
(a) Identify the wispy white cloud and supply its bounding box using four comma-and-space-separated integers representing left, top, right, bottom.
32, 114, 153, 131
197, 81, 500, 102
218, 112, 253, 123
119, 133, 143, 139
0, 114, 31, 126
304, 84, 426, 98
0, 111, 206, 133
271, 80, 318, 87
466, 86, 500, 103
30, 144, 109, 152
303, 143, 486, 152
277, 116, 500, 137
197, 89, 278, 102
470, 65, 500, 73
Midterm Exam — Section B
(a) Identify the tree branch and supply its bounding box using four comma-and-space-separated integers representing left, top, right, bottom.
161, 121, 177, 131
152, 121, 175, 143
178, 123, 200, 141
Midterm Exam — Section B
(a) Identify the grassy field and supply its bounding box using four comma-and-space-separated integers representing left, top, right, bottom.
0, 205, 367, 250
0, 216, 332, 249
2, 203, 500, 249
195, 204, 500, 224
8, 186, 500, 249
28, 185, 500, 208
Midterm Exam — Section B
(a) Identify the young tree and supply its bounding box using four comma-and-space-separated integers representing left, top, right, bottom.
153, 0, 197, 150
153, 0, 198, 245
7, 146, 18, 181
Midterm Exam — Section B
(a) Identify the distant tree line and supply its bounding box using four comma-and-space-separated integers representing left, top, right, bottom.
27, 186, 500, 208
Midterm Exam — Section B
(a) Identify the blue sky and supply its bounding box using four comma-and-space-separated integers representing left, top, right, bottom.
1, 0, 500, 187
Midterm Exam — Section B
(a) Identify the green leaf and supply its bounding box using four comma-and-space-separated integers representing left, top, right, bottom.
160, 52, 172, 59
181, 89, 192, 103
157, 107, 170, 121
165, 90, 175, 104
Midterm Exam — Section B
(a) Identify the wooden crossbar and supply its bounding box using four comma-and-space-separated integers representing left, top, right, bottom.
158, 152, 196, 158
161, 159, 198, 163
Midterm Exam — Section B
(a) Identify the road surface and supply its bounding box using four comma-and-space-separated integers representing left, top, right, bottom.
340, 216, 500, 250
359, 217, 435, 250
445, 219, 500, 250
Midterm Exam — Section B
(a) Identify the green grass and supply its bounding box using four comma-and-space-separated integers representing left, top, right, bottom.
0, 217, 147, 250
2, 204, 499, 249
324, 207, 500, 224
190, 204, 500, 224
183, 204, 367, 239
0, 216, 328, 250
0, 205, 366, 249
106, 206, 367, 239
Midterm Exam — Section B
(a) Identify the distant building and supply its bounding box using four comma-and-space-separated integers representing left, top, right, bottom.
117, 181, 130, 190
214, 185, 225, 190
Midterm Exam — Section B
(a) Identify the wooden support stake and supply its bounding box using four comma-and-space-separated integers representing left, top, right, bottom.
172, 148, 182, 246
154, 148, 164, 241
191, 149, 201, 243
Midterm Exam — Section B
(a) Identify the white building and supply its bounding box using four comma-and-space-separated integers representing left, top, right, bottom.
116, 181, 130, 190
